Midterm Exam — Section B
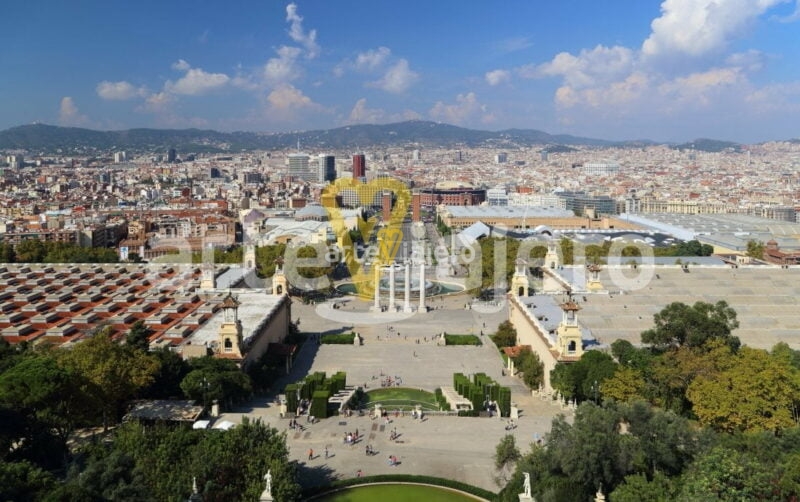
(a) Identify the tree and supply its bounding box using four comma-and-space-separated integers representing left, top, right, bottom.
0, 460, 55, 502
0, 355, 92, 445
610, 472, 676, 502
180, 357, 252, 408
601, 366, 646, 403
71, 450, 151, 501
551, 350, 618, 403
746, 239, 765, 260
513, 347, 544, 389
0, 242, 16, 263
140, 347, 190, 399
641, 301, 740, 351
58, 330, 160, 430
125, 320, 152, 352
15, 238, 46, 262
679, 446, 778, 501
494, 434, 521, 471
492, 320, 518, 348
687, 347, 800, 433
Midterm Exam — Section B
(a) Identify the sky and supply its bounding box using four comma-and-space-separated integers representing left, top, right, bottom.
2, 0, 800, 143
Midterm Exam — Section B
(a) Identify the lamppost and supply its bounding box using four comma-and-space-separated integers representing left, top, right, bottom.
202, 377, 209, 413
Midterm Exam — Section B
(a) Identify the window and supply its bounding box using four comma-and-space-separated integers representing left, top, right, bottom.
224, 337, 233, 353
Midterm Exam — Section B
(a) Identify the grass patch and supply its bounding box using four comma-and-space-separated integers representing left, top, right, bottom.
364, 387, 439, 411
444, 334, 482, 346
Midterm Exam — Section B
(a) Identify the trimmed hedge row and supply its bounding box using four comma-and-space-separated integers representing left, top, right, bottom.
453, 372, 511, 417
444, 334, 482, 346
434, 387, 451, 411
321, 332, 356, 344
284, 371, 348, 417
303, 474, 497, 501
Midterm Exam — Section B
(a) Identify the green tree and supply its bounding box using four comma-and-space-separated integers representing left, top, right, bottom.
125, 320, 152, 352
641, 301, 740, 351
513, 347, 544, 389
746, 239, 765, 260
492, 320, 518, 348
0, 242, 16, 263
679, 446, 779, 501
551, 350, 618, 403
687, 347, 800, 433
0, 355, 92, 445
610, 472, 676, 502
141, 347, 190, 399
494, 434, 521, 471
0, 460, 56, 502
601, 366, 646, 403
58, 330, 160, 430
180, 357, 252, 408
15, 238, 46, 262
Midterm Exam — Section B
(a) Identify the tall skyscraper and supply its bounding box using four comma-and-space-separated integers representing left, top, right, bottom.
318, 154, 336, 183
288, 153, 314, 181
168, 148, 177, 163
352, 154, 366, 179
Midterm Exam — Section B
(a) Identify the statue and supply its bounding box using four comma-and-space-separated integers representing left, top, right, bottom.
523, 472, 531, 497
264, 470, 272, 498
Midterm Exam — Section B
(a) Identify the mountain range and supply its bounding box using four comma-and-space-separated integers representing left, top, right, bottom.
0, 121, 746, 155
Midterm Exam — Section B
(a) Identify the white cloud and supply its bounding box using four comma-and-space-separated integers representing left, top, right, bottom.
286, 3, 319, 58
429, 92, 492, 125
171, 59, 191, 71
141, 92, 173, 113
355, 47, 391, 71
96, 80, 145, 100
58, 97, 89, 126
495, 36, 533, 54
165, 67, 230, 96
368, 59, 418, 93
642, 0, 786, 58
348, 98, 385, 123
266, 83, 316, 111
658, 67, 744, 106
485, 69, 511, 86
264, 45, 303, 85
533, 45, 635, 89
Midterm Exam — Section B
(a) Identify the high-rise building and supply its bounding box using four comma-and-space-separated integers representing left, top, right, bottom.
6, 155, 24, 169
318, 154, 336, 183
352, 154, 366, 179
168, 148, 177, 163
494, 152, 508, 164
288, 153, 314, 181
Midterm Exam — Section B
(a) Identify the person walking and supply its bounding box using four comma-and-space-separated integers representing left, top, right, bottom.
308, 448, 313, 461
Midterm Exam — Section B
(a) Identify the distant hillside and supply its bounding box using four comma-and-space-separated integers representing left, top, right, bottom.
0, 120, 739, 155
671, 138, 742, 153
0, 121, 621, 155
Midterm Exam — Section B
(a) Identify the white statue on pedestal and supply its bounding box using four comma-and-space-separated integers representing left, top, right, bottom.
523, 472, 531, 497
265, 470, 272, 497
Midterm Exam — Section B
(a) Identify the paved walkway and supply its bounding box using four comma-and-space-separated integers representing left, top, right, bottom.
221, 293, 571, 493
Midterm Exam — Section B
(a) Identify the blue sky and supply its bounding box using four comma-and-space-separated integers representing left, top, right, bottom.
2, 0, 800, 142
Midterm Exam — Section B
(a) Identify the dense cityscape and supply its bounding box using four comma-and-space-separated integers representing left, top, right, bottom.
4, 1, 800, 501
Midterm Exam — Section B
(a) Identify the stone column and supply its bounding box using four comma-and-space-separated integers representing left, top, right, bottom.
373, 264, 381, 311
403, 261, 412, 312
419, 261, 426, 312
388, 264, 396, 312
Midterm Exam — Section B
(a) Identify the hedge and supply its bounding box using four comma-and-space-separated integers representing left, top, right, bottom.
303, 474, 497, 501
434, 388, 451, 411
321, 332, 356, 344
452, 372, 511, 417
444, 334, 482, 346
310, 390, 330, 419
283, 371, 348, 418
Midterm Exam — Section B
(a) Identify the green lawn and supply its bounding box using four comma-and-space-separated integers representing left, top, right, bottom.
318, 484, 477, 501
364, 388, 439, 411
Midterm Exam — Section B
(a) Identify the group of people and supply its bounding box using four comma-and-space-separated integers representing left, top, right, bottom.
387, 455, 399, 466
343, 429, 360, 445
287, 418, 304, 431
365, 444, 376, 456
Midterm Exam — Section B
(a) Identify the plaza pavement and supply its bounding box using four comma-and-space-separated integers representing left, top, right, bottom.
219, 292, 570, 493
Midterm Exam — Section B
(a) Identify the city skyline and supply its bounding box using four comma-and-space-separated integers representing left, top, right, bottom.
3, 0, 800, 143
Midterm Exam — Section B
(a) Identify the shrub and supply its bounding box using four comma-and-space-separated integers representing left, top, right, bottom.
320, 333, 356, 344
310, 390, 330, 419
303, 474, 496, 501
444, 334, 482, 346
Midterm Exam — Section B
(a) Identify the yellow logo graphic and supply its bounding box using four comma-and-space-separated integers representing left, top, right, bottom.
322, 177, 411, 298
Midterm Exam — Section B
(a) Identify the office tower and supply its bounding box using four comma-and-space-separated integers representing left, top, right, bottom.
168, 148, 177, 163
319, 154, 336, 183
352, 154, 366, 179
494, 152, 508, 164
288, 153, 314, 181
114, 151, 127, 163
